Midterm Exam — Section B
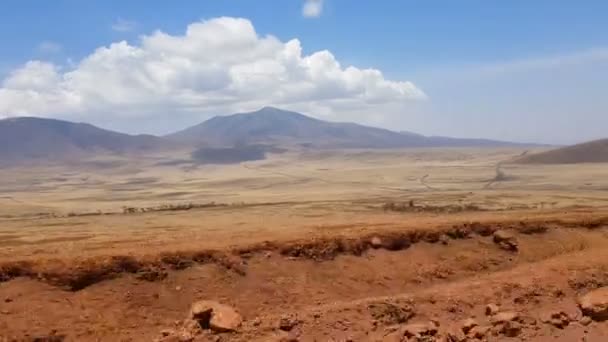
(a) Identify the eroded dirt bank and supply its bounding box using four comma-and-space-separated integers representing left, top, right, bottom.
2, 212, 608, 341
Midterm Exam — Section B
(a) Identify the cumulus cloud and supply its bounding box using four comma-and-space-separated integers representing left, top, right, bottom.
302, 0, 324, 18
0, 17, 425, 129
111, 18, 137, 32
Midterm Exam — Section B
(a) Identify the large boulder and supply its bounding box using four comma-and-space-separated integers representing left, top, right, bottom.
578, 287, 608, 321
190, 300, 242, 332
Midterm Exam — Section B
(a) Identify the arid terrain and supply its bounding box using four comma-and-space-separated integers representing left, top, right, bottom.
1, 147, 608, 341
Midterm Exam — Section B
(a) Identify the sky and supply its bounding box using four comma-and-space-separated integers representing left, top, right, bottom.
0, 0, 607, 144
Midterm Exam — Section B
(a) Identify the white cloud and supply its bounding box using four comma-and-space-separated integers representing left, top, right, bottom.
0, 17, 425, 128
302, 0, 324, 18
37, 41, 62, 54
111, 18, 137, 32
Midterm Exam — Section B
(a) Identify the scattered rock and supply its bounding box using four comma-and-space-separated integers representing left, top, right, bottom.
485, 303, 500, 316
368, 302, 415, 325
136, 267, 168, 282
402, 321, 438, 339
578, 287, 608, 321
370, 236, 383, 249
445, 329, 466, 342
468, 325, 491, 339
461, 318, 478, 334
28, 335, 66, 342
501, 321, 522, 337
155, 332, 194, 342
493, 230, 518, 251
161, 329, 175, 337
190, 300, 242, 332
542, 311, 571, 329
252, 317, 262, 326
278, 314, 300, 331
579, 316, 592, 326
491, 311, 520, 325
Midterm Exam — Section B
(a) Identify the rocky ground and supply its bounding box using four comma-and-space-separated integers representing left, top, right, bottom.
2, 210, 608, 341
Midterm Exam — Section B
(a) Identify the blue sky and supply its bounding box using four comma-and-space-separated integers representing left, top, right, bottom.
1, 0, 607, 144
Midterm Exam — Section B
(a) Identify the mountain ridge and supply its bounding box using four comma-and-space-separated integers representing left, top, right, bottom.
166, 106, 526, 148
513, 138, 608, 164
0, 116, 166, 162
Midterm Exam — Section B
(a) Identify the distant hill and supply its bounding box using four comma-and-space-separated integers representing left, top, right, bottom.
513, 139, 608, 164
0, 117, 165, 162
166, 106, 522, 149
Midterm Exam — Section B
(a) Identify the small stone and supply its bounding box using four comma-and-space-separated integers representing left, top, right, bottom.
502, 321, 522, 337
579, 316, 592, 326
161, 329, 174, 337
469, 325, 491, 339
445, 329, 467, 342
278, 330, 299, 342
190, 300, 242, 332
402, 321, 438, 338
175, 286, 182, 291
439, 234, 450, 245
493, 230, 518, 251
4, 297, 12, 303
461, 318, 478, 334
279, 315, 299, 331
543, 311, 571, 329
485, 303, 500, 316
370, 236, 383, 249
578, 287, 608, 321
491, 311, 520, 325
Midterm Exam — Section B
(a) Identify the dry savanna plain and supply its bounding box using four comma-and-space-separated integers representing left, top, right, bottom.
1, 147, 608, 341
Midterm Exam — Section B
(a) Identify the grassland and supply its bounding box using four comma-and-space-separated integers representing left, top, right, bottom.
1, 147, 608, 341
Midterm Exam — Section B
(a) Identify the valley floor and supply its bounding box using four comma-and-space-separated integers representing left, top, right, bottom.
1, 148, 608, 341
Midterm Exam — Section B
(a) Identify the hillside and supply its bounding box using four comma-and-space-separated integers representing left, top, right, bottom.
166, 106, 520, 148
0, 117, 165, 162
513, 139, 608, 164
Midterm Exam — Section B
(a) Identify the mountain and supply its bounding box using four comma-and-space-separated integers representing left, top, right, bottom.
167, 106, 522, 148
513, 139, 608, 164
0, 117, 165, 162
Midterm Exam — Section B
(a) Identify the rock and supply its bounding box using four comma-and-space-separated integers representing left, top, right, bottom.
278, 315, 300, 331
461, 318, 478, 334
368, 302, 415, 325
370, 236, 383, 249
578, 287, 608, 321
277, 330, 299, 342
156, 332, 194, 342
161, 329, 175, 337
439, 234, 450, 245
485, 303, 500, 316
468, 325, 490, 339
445, 329, 466, 342
402, 321, 438, 338
493, 230, 518, 251
579, 316, 592, 326
190, 300, 242, 332
501, 321, 522, 337
542, 311, 571, 329
491, 311, 520, 325
4, 297, 12, 303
